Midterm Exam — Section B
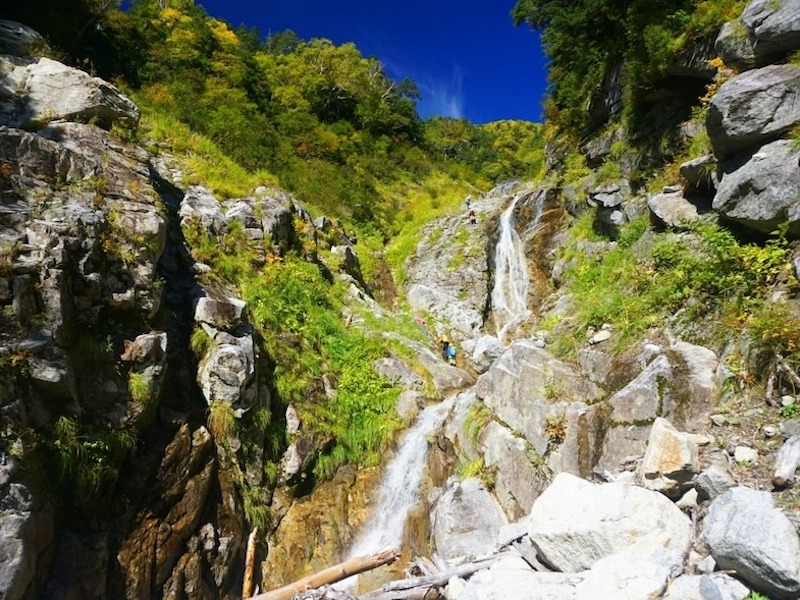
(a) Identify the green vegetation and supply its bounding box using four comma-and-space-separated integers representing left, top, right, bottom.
513, 0, 747, 133
549, 214, 793, 357
207, 400, 237, 439
10, 0, 543, 241
46, 416, 138, 508
243, 256, 403, 478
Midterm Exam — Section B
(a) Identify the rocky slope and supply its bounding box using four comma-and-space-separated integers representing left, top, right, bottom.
3, 1, 800, 599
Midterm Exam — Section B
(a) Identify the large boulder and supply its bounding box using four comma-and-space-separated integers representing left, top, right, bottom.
431, 478, 508, 561
476, 340, 602, 457
637, 417, 700, 498
713, 139, 800, 234
742, 0, 800, 63
198, 332, 256, 410
703, 486, 800, 598
707, 64, 800, 158
648, 188, 699, 228
0, 20, 43, 56
0, 55, 139, 130
662, 574, 750, 600
524, 473, 692, 575
471, 335, 504, 374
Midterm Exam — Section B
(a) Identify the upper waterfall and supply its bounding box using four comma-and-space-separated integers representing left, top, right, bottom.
491, 193, 532, 345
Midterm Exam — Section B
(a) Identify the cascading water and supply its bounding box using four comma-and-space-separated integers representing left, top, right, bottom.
344, 395, 456, 561
491, 193, 532, 345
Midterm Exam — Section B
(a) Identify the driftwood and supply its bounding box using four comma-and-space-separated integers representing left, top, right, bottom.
242, 528, 259, 599
360, 552, 505, 600
248, 549, 400, 600
773, 435, 800, 488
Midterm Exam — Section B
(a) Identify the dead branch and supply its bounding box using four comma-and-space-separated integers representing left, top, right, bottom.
361, 553, 504, 600
248, 549, 400, 600
242, 528, 259, 599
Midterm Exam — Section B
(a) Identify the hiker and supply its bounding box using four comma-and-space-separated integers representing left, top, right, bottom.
447, 344, 457, 366
469, 209, 476, 225
438, 336, 450, 361
465, 196, 472, 209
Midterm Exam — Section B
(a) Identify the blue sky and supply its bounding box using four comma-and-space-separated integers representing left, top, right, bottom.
196, 0, 548, 124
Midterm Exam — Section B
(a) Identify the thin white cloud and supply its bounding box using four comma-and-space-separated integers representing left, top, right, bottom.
417, 65, 465, 119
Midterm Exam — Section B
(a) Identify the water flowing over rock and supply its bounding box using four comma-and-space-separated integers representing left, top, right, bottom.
703, 486, 800, 598
491, 193, 532, 344
346, 398, 455, 560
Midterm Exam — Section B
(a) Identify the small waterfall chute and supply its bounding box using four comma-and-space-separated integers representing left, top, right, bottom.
491, 193, 532, 344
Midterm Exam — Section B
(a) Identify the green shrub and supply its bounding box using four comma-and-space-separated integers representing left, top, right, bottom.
208, 400, 237, 439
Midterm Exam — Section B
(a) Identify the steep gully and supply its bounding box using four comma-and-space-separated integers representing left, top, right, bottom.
341, 192, 534, 583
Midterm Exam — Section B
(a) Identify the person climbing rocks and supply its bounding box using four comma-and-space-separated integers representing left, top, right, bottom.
465, 196, 472, 209
438, 335, 450, 361
469, 209, 476, 226
447, 343, 457, 366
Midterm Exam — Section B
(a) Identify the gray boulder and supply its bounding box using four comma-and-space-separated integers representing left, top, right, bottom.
471, 335, 504, 374
696, 462, 737, 501
193, 295, 247, 328
713, 139, 800, 234
432, 477, 508, 561
707, 64, 800, 158
742, 0, 800, 63
716, 19, 758, 71
476, 340, 602, 456
180, 186, 227, 234
638, 417, 700, 498
680, 154, 719, 194
0, 56, 139, 130
198, 332, 256, 410
0, 482, 54, 600
648, 188, 699, 228
524, 473, 692, 575
662, 573, 750, 600
372, 357, 424, 391
0, 20, 43, 56
703, 486, 800, 598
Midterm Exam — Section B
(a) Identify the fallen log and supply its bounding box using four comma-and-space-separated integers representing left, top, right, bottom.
248, 549, 400, 600
773, 435, 800, 488
361, 552, 504, 600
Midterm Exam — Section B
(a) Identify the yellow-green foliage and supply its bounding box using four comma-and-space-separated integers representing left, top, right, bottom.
243, 255, 403, 479
552, 215, 792, 356
464, 400, 494, 445
136, 102, 278, 199
207, 400, 237, 439
383, 172, 476, 282
128, 371, 150, 405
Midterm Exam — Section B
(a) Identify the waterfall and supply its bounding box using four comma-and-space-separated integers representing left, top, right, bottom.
345, 396, 455, 561
491, 193, 532, 344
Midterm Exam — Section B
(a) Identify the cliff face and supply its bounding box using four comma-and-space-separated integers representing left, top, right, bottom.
4, 1, 800, 598
0, 21, 260, 600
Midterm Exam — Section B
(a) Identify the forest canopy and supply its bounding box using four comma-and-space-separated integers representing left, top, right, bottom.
512, 0, 746, 132
3, 0, 544, 234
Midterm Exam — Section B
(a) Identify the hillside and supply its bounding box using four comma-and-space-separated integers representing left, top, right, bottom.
1, 1, 800, 600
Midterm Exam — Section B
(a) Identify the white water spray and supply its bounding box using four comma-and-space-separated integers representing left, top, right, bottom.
491, 193, 532, 344
344, 396, 455, 561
